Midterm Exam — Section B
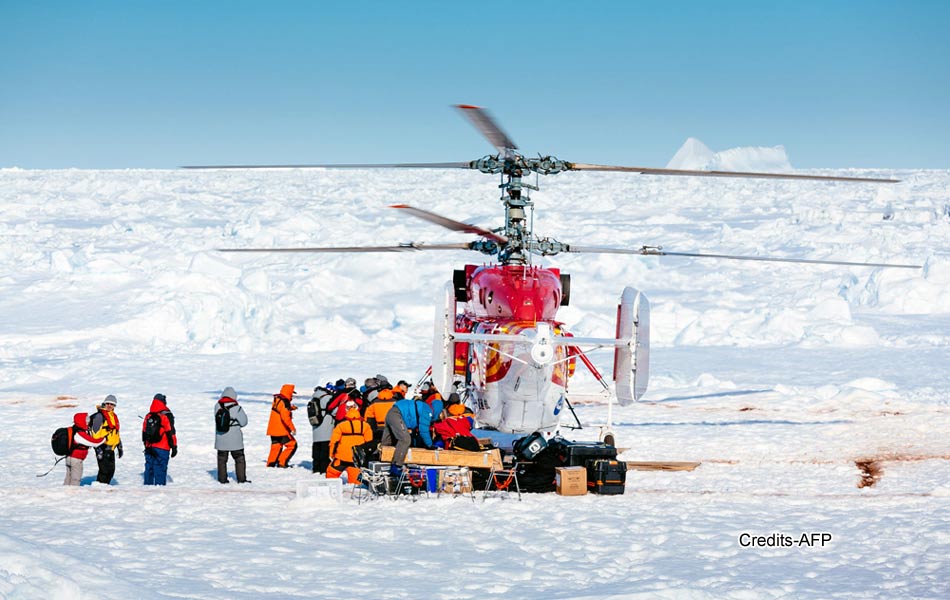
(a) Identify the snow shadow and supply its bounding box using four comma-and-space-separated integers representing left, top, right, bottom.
654, 388, 772, 403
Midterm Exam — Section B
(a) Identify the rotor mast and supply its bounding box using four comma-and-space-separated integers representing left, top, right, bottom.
458, 105, 573, 265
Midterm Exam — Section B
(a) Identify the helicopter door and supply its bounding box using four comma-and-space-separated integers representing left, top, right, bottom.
614, 286, 650, 405
432, 281, 457, 395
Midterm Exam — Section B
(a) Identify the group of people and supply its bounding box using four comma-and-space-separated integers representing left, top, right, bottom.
60, 375, 478, 487
62, 392, 177, 486
261, 374, 478, 484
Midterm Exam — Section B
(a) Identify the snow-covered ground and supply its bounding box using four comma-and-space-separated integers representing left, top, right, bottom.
1, 162, 949, 598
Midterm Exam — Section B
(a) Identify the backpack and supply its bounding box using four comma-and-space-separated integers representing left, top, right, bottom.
143, 412, 163, 443
513, 431, 548, 460
352, 439, 379, 468
450, 435, 481, 452
307, 393, 327, 427
215, 404, 233, 433
51, 426, 74, 456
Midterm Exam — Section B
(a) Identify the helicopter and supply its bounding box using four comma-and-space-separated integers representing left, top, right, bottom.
187, 105, 919, 437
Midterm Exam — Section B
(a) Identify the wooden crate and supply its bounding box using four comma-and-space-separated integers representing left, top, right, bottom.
381, 446, 502, 470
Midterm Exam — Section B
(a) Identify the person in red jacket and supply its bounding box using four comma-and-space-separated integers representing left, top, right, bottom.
326, 378, 362, 423
142, 393, 177, 485
64, 412, 106, 486
432, 402, 477, 448
266, 384, 298, 468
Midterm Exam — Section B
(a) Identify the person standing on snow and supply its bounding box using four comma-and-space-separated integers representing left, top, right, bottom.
64, 412, 106, 486
308, 386, 335, 474
266, 384, 298, 468
326, 378, 362, 423
142, 393, 177, 485
88, 395, 122, 484
215, 386, 249, 484
364, 387, 396, 444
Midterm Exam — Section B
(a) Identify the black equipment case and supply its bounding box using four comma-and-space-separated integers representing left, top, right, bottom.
587, 459, 627, 494
552, 438, 618, 467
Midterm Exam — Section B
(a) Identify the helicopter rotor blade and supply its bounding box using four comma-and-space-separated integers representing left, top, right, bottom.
391, 204, 509, 244
182, 162, 474, 170
565, 163, 900, 184
218, 242, 475, 253
455, 104, 518, 155
566, 245, 921, 269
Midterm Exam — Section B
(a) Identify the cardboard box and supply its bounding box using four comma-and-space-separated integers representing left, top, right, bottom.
555, 466, 587, 496
439, 467, 473, 494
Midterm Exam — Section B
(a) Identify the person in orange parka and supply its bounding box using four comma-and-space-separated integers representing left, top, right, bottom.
364, 387, 396, 444
266, 384, 298, 468
326, 400, 373, 484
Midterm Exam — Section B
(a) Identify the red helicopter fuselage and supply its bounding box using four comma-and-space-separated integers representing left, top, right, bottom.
451, 264, 576, 432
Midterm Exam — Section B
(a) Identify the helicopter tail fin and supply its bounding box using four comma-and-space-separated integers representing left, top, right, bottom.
614, 286, 650, 405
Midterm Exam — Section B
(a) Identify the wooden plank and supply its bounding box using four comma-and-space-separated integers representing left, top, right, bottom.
380, 446, 503, 470
625, 461, 701, 472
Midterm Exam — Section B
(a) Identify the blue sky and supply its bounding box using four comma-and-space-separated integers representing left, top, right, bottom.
1, 1, 948, 169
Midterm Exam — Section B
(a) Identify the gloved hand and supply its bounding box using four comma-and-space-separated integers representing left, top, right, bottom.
171, 446, 178, 458
95, 446, 105, 460
117, 443, 124, 459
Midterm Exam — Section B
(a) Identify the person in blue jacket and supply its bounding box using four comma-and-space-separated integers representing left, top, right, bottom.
381, 398, 434, 469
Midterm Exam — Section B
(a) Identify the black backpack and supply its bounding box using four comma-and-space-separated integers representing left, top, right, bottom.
215, 404, 234, 433
307, 398, 323, 427
307, 388, 331, 427
51, 426, 74, 456
143, 412, 163, 443
352, 440, 380, 468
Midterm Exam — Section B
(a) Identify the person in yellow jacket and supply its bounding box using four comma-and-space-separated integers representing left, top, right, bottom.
266, 384, 298, 468
364, 387, 396, 443
326, 401, 373, 484
89, 394, 122, 484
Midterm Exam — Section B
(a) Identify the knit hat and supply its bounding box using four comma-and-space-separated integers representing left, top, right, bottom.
102, 394, 117, 407
279, 384, 295, 400
335, 379, 346, 389
375, 374, 390, 386
154, 393, 167, 403
446, 392, 461, 405
221, 386, 237, 401
364, 377, 380, 389
344, 377, 357, 388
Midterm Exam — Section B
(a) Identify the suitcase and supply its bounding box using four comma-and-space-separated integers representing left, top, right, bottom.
552, 438, 617, 468
586, 459, 627, 494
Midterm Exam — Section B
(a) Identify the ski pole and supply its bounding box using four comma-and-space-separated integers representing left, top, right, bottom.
36, 456, 66, 477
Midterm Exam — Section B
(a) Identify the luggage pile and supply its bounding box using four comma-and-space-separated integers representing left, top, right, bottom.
512, 433, 627, 495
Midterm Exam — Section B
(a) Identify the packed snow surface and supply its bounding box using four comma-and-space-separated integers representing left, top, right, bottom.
1, 163, 949, 598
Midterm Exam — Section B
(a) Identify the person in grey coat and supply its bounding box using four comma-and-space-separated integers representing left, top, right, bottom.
309, 386, 335, 473
214, 387, 249, 484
